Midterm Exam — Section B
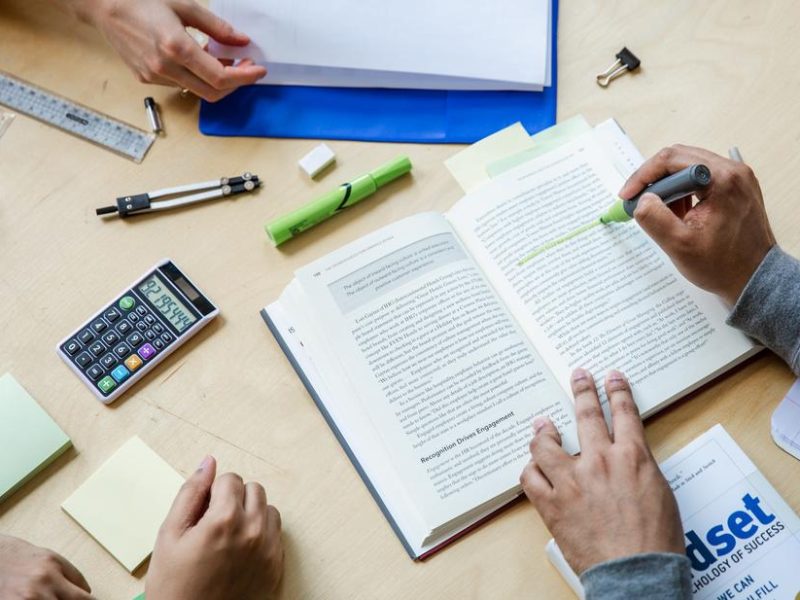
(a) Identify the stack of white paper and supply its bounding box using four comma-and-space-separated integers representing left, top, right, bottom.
209, 0, 553, 91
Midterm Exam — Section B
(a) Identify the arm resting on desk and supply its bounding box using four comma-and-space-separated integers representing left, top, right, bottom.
728, 246, 800, 375
581, 553, 692, 600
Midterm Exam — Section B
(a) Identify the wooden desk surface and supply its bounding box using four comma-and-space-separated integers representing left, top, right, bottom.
1, 1, 799, 598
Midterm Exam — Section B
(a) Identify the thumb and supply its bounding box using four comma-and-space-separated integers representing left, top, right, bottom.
175, 2, 251, 46
162, 455, 217, 534
634, 193, 688, 253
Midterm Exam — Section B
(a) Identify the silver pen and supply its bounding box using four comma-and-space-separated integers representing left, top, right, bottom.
144, 97, 163, 134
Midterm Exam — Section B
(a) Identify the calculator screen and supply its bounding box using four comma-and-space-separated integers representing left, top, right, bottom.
138, 275, 197, 332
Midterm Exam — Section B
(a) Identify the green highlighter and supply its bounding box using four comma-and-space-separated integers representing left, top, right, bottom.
266, 155, 412, 246
518, 164, 712, 265
599, 164, 711, 223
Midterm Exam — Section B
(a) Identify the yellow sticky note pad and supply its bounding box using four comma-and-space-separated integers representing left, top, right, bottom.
62, 436, 184, 572
0, 373, 71, 503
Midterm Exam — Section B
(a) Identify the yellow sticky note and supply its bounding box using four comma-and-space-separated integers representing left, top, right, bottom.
444, 122, 536, 193
0, 373, 71, 503
62, 437, 184, 572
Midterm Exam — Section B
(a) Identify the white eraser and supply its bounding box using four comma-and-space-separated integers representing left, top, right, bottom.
299, 143, 336, 178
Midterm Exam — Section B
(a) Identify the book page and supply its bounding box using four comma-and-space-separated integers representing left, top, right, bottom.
293, 213, 575, 535
447, 133, 756, 415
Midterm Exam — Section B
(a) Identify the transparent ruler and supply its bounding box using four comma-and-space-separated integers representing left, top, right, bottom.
0, 70, 155, 163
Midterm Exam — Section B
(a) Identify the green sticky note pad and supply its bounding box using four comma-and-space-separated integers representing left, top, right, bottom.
62, 436, 184, 573
0, 373, 71, 503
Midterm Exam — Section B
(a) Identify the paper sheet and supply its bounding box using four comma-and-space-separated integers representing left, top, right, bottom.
444, 123, 536, 193
245, 63, 545, 92
210, 0, 551, 89
0, 373, 71, 503
0, 112, 13, 140
62, 437, 184, 572
771, 379, 800, 460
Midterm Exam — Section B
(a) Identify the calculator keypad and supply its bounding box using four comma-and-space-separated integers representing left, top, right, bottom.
87, 365, 104, 381
102, 331, 119, 346
75, 352, 92, 368
91, 319, 108, 334
60, 291, 179, 397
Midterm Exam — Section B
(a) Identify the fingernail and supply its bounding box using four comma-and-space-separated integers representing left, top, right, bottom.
607, 370, 626, 383
533, 416, 549, 433
197, 455, 213, 471
572, 368, 590, 382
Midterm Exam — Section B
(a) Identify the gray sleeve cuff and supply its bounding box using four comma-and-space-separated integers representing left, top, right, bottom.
727, 246, 800, 375
580, 553, 692, 600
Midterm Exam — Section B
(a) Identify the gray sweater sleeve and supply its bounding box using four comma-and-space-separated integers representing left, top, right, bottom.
580, 553, 692, 600
727, 245, 800, 375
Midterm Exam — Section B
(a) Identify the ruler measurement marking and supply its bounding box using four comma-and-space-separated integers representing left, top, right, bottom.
0, 71, 155, 163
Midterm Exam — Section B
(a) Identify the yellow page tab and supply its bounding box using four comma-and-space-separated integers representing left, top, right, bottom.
444, 122, 535, 193
486, 115, 592, 178
62, 436, 184, 572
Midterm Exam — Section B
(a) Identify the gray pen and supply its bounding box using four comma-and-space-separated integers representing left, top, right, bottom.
599, 164, 712, 224
729, 146, 743, 163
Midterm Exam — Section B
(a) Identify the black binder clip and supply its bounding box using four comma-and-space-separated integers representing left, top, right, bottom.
596, 47, 641, 87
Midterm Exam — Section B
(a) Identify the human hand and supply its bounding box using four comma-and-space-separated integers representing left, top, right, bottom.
619, 145, 775, 307
0, 534, 93, 599
520, 369, 683, 575
146, 456, 284, 600
78, 0, 266, 101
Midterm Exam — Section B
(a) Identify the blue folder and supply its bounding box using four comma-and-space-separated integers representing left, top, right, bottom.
199, 0, 558, 144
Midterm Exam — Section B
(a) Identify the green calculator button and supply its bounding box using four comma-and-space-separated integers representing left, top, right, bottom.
119, 296, 136, 311
97, 376, 117, 394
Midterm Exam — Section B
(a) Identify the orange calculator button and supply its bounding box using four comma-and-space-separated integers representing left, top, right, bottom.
124, 354, 143, 371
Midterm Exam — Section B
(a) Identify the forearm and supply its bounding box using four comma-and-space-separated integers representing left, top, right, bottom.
727, 245, 800, 374
581, 553, 692, 600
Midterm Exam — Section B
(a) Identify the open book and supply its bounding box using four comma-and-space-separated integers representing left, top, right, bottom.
261, 123, 758, 559
547, 425, 800, 599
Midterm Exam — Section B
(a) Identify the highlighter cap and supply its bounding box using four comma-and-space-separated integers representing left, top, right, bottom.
370, 155, 412, 188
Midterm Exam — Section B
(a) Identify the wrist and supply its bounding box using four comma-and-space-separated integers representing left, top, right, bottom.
61, 0, 109, 27
720, 244, 775, 307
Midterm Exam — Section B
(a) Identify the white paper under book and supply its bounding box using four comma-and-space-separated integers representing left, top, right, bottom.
262, 120, 759, 558
210, 0, 552, 91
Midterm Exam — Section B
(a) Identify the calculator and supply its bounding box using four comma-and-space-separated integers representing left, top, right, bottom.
57, 259, 219, 404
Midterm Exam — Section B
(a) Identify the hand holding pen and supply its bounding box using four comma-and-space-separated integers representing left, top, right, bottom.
619, 145, 776, 306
